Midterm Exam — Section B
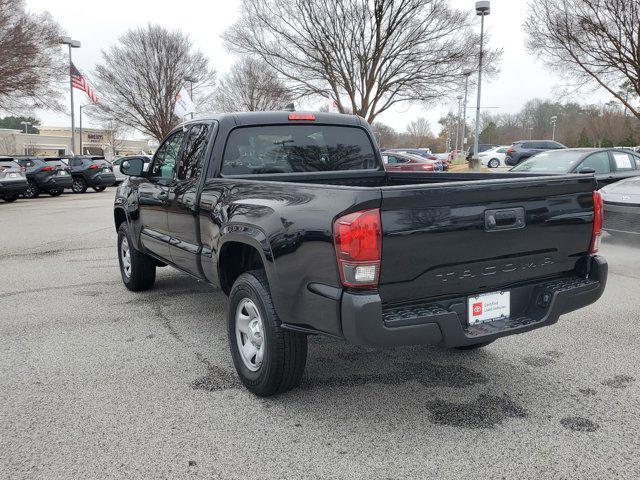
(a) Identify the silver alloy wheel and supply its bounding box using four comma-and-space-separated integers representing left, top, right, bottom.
235, 298, 265, 372
120, 237, 132, 278
72, 179, 83, 193
488, 158, 500, 168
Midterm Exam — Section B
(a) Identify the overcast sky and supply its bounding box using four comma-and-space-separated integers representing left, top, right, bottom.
27, 0, 611, 136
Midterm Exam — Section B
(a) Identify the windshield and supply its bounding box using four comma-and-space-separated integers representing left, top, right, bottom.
511, 150, 585, 173
221, 125, 378, 175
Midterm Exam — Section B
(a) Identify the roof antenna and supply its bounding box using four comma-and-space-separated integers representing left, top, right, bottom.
284, 103, 295, 112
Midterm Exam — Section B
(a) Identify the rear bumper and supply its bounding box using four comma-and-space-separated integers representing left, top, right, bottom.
88, 173, 116, 187
340, 256, 607, 347
42, 175, 73, 190
0, 179, 28, 195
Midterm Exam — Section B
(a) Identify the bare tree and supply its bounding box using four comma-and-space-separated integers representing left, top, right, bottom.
225, 0, 500, 123
406, 117, 434, 147
214, 57, 292, 112
93, 24, 214, 141
525, 0, 640, 120
0, 0, 63, 112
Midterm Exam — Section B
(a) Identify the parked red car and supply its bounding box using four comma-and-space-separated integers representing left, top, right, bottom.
381, 152, 440, 172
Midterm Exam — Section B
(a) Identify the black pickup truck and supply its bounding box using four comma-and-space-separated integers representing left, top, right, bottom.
114, 112, 607, 396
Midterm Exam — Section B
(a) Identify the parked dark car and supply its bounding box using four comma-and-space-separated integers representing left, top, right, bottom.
509, 148, 640, 188
64, 156, 117, 193
466, 143, 495, 160
114, 111, 606, 396
505, 140, 566, 166
383, 148, 447, 170
381, 152, 440, 172
600, 176, 640, 236
0, 156, 28, 202
14, 156, 73, 198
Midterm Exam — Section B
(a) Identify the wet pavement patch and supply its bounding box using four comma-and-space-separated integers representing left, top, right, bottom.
301, 362, 487, 390
523, 355, 555, 367
425, 394, 526, 429
560, 416, 599, 432
578, 388, 597, 396
191, 365, 239, 391
601, 375, 635, 389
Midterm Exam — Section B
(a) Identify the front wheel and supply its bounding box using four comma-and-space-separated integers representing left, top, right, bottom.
228, 270, 307, 396
2, 195, 19, 203
488, 158, 500, 168
71, 177, 87, 193
92, 186, 107, 192
117, 223, 156, 291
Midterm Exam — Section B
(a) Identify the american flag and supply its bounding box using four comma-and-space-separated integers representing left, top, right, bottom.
70, 62, 98, 103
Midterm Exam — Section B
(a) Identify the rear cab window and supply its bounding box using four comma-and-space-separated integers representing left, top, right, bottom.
221, 125, 378, 175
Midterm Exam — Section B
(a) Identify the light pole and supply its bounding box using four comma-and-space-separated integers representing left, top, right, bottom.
529, 126, 533, 140
472, 1, 490, 170
20, 121, 31, 134
455, 95, 463, 154
184, 76, 198, 119
461, 71, 472, 155
60, 36, 81, 155
550, 115, 558, 141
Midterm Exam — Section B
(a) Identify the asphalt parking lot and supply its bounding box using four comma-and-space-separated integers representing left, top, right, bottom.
1, 191, 639, 479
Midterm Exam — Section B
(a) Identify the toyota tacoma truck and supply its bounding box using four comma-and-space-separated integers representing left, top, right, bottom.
114, 112, 607, 396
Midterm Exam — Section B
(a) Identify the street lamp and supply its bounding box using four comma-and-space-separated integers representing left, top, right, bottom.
550, 115, 558, 141
455, 95, 463, 154
471, 1, 490, 170
60, 36, 81, 155
461, 71, 472, 155
184, 76, 198, 119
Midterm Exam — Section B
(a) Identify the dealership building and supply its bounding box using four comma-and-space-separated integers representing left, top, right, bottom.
0, 126, 153, 159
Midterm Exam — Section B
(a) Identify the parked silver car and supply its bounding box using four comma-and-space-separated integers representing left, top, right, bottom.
0, 156, 28, 202
600, 176, 640, 236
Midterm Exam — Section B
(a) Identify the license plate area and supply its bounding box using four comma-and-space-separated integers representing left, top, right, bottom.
468, 291, 510, 325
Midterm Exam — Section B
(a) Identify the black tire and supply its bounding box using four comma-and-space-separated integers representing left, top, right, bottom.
228, 270, 307, 396
23, 179, 39, 198
92, 186, 107, 192
71, 177, 87, 193
48, 188, 63, 197
2, 195, 19, 203
488, 158, 500, 168
454, 340, 494, 351
117, 223, 156, 291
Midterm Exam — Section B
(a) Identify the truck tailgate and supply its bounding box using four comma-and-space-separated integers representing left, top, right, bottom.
378, 175, 596, 304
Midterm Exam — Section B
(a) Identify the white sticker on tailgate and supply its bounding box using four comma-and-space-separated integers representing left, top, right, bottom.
468, 291, 510, 325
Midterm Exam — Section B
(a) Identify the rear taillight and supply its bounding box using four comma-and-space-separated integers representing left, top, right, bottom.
89, 164, 99, 169
506, 148, 513, 154
590, 190, 603, 254
333, 209, 382, 288
288, 112, 316, 121
42, 165, 54, 172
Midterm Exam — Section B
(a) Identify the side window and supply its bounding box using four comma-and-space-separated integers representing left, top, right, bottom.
497, 148, 507, 153
386, 155, 397, 164
177, 124, 210, 181
151, 130, 185, 179
611, 152, 636, 171
579, 152, 611, 174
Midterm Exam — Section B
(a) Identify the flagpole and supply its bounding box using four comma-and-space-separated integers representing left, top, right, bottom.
60, 37, 81, 155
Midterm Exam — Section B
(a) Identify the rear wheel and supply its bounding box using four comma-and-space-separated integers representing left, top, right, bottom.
92, 186, 107, 192
23, 180, 39, 198
72, 177, 87, 193
48, 188, 63, 197
228, 270, 307, 396
488, 158, 500, 168
117, 223, 156, 291
2, 195, 19, 203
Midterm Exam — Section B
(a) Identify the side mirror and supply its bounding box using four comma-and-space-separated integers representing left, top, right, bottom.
578, 167, 596, 174
120, 158, 145, 176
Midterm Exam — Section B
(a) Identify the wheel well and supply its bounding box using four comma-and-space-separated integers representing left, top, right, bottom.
219, 242, 265, 295
114, 208, 126, 232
